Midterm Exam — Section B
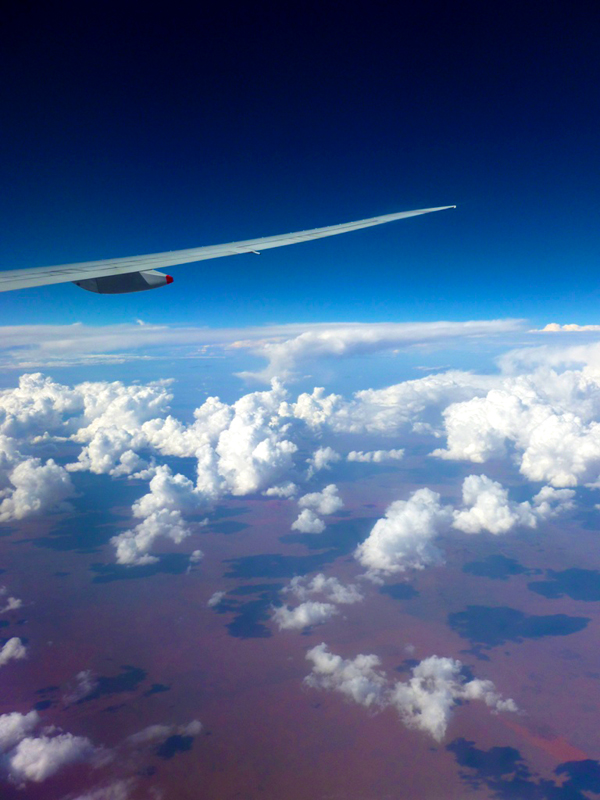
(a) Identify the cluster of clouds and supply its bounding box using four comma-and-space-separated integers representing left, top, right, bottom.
305, 644, 517, 741
355, 476, 574, 579
273, 574, 363, 631
3, 330, 600, 564
291, 484, 344, 534
0, 705, 201, 791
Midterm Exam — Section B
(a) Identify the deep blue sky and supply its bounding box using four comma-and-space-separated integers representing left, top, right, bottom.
1, 2, 599, 327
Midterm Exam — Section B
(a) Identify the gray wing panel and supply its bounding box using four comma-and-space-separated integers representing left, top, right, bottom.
0, 205, 455, 293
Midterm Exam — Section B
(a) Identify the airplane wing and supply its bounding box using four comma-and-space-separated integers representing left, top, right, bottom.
0, 205, 455, 294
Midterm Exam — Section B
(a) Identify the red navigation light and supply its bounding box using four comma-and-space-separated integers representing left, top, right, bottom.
166, 275, 174, 284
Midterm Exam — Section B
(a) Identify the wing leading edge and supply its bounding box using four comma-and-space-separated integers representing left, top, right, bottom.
0, 205, 455, 293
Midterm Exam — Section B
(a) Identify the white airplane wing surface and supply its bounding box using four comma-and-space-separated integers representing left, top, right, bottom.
0, 205, 455, 294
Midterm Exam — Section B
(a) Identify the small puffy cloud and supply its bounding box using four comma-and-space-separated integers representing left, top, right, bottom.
63, 670, 98, 706
354, 489, 451, 578
306, 447, 341, 477
347, 449, 404, 463
298, 484, 343, 515
263, 482, 298, 498
305, 646, 516, 741
291, 509, 325, 534
284, 574, 363, 604
126, 719, 201, 746
0, 637, 27, 667
0, 587, 22, 614
208, 591, 226, 607
535, 323, 600, 332
189, 549, 204, 564
304, 643, 388, 708
0, 458, 75, 522
273, 601, 338, 631
7, 733, 95, 783
70, 779, 135, 800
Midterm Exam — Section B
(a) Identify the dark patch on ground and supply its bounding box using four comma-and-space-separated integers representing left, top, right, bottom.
54, 571, 70, 577
395, 658, 419, 673
229, 583, 283, 596
143, 683, 170, 696
208, 520, 250, 535
27, 515, 115, 553
77, 665, 147, 703
463, 554, 541, 581
90, 553, 190, 582
380, 583, 419, 601
35, 685, 59, 696
210, 506, 250, 521
448, 606, 590, 648
280, 516, 374, 559
224, 552, 336, 580
448, 737, 600, 799
103, 703, 127, 713
528, 568, 600, 601
213, 583, 283, 639
156, 734, 194, 760
0, 620, 9, 629
33, 700, 53, 711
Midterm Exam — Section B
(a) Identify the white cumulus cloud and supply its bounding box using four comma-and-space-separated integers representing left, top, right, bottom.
0, 711, 39, 752
273, 601, 339, 630
298, 484, 344, 515
354, 489, 451, 578
452, 474, 575, 535
284, 574, 363, 604
291, 509, 326, 533
391, 656, 518, 741
304, 644, 388, 707
306, 446, 341, 477
0, 458, 75, 522
347, 449, 404, 462
0, 637, 27, 667
7, 733, 95, 784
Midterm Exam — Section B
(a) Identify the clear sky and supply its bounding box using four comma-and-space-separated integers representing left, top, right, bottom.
1, 2, 599, 328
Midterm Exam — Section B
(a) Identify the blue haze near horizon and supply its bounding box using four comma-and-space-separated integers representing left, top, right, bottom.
0, 3, 599, 329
